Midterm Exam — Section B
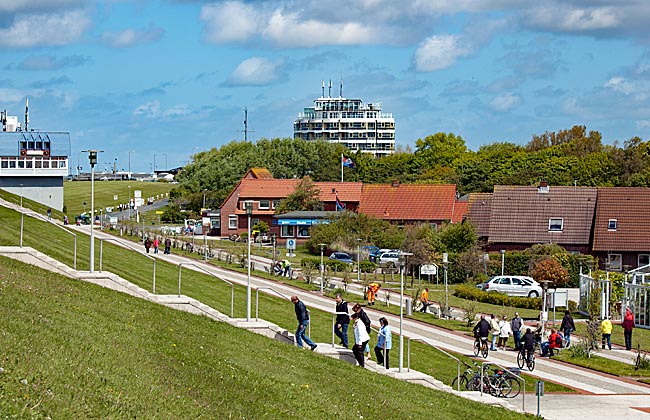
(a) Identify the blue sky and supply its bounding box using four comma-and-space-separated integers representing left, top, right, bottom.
1, 0, 650, 173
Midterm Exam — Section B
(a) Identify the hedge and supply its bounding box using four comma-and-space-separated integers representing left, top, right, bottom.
454, 284, 542, 310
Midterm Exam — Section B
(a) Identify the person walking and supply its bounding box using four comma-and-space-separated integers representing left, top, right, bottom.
498, 315, 512, 350
367, 282, 380, 306
511, 312, 523, 350
601, 316, 613, 350
374, 317, 392, 369
144, 237, 152, 254
560, 310, 576, 347
352, 303, 372, 360
623, 307, 635, 350
47, 208, 51, 220
489, 314, 500, 351
291, 295, 317, 351
334, 294, 350, 348
420, 288, 430, 313
351, 312, 370, 367
164, 237, 172, 254
153, 237, 160, 254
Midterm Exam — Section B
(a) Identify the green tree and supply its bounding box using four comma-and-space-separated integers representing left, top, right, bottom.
437, 222, 477, 253
275, 176, 322, 214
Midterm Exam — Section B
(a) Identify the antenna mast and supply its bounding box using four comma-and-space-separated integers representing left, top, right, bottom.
239, 107, 254, 142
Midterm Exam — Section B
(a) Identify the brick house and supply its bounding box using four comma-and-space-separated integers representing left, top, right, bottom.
592, 187, 650, 271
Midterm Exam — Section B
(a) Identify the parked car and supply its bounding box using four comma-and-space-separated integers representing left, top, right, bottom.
329, 252, 354, 264
378, 251, 402, 267
476, 275, 542, 298
361, 245, 379, 257
369, 248, 399, 263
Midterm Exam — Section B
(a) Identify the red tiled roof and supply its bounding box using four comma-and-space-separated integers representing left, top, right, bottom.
593, 187, 650, 251
467, 193, 492, 237
488, 185, 597, 245
452, 201, 468, 223
358, 183, 457, 221
238, 179, 362, 201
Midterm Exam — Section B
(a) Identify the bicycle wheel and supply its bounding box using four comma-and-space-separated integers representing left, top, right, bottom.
451, 375, 468, 391
527, 355, 535, 371
473, 340, 480, 357
517, 350, 525, 369
481, 343, 489, 359
501, 377, 521, 398
495, 376, 512, 398
467, 375, 481, 391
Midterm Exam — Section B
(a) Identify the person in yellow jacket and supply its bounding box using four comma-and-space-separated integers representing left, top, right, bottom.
601, 316, 613, 350
367, 283, 380, 306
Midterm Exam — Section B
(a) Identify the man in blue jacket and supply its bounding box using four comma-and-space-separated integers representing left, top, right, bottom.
291, 295, 317, 351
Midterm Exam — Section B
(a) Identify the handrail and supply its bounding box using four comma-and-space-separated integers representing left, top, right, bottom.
99, 238, 157, 293
407, 337, 461, 392
177, 262, 234, 318
23, 211, 77, 270
331, 311, 351, 347
480, 361, 525, 412
255, 287, 310, 337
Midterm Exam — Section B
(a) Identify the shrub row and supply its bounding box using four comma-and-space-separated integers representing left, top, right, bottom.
300, 257, 377, 273
454, 284, 542, 310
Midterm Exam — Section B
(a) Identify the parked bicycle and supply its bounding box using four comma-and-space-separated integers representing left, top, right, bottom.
451, 360, 479, 390
466, 365, 521, 398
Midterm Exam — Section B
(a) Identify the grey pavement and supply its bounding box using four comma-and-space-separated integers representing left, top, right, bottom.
3, 201, 650, 420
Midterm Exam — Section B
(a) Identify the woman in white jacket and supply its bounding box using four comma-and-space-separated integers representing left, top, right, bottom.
352, 312, 370, 367
498, 315, 512, 350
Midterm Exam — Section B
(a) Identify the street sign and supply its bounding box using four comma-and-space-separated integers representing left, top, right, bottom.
286, 238, 296, 250
113, 194, 118, 200
420, 264, 438, 275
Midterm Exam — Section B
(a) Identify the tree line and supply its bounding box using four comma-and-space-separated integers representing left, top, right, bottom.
172, 125, 650, 212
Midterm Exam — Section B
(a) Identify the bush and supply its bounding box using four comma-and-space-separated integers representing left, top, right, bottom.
301, 257, 321, 270
326, 260, 349, 272
454, 284, 542, 310
359, 261, 377, 273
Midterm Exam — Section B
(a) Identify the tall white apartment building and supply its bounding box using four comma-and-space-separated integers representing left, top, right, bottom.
293, 83, 395, 157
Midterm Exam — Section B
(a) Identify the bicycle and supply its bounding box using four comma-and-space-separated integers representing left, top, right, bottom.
466, 365, 521, 398
451, 361, 479, 390
473, 336, 489, 358
517, 347, 535, 371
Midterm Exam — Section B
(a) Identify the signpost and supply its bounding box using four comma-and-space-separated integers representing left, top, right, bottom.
420, 264, 438, 276
286, 238, 296, 257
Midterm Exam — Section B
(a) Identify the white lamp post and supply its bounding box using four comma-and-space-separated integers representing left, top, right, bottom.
82, 149, 103, 273
319, 243, 326, 293
19, 183, 23, 247
443, 252, 449, 317
500, 249, 506, 275
398, 252, 413, 373
356, 238, 362, 284
246, 202, 253, 321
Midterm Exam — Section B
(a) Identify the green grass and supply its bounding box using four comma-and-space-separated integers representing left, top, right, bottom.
0, 256, 534, 419
553, 350, 650, 378
64, 180, 176, 217
569, 322, 650, 351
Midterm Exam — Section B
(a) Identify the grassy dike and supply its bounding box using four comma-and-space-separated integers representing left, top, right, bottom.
0, 256, 533, 419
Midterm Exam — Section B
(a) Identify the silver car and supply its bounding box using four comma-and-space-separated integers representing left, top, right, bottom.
477, 275, 543, 298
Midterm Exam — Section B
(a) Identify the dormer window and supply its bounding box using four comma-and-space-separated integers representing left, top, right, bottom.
608, 219, 617, 230
548, 218, 563, 232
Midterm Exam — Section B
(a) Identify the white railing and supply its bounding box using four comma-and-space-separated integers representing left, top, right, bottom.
177, 262, 234, 318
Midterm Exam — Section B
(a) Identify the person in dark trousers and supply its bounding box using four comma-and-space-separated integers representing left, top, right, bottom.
334, 294, 350, 348
420, 288, 430, 313
375, 317, 391, 369
521, 328, 536, 363
144, 238, 152, 254
164, 238, 172, 254
473, 314, 490, 341
351, 312, 370, 367
352, 303, 372, 360
623, 307, 635, 350
291, 295, 317, 351
511, 312, 523, 350
560, 310, 576, 347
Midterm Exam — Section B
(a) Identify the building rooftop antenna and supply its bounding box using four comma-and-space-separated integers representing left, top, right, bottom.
328, 79, 332, 98
339, 76, 343, 98
238, 107, 254, 142
24, 97, 29, 131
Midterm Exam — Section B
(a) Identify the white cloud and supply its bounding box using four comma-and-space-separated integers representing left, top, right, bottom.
0, 0, 82, 13
101, 28, 164, 48
133, 101, 161, 118
163, 105, 191, 118
200, 1, 260, 43
489, 92, 521, 112
413, 34, 471, 72
525, 5, 620, 32
225, 57, 285, 86
0, 10, 90, 48
604, 76, 633, 95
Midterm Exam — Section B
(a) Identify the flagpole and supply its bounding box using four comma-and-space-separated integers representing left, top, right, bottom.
341, 153, 343, 182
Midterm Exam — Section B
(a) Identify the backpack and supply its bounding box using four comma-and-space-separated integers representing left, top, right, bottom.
555, 334, 563, 346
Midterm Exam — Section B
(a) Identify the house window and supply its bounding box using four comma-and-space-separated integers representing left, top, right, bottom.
639, 254, 650, 268
281, 225, 295, 237
297, 226, 310, 238
272, 200, 281, 209
607, 254, 622, 271
548, 218, 563, 232
228, 215, 237, 229
259, 200, 270, 210
241, 200, 253, 211
211, 216, 221, 229
608, 219, 617, 230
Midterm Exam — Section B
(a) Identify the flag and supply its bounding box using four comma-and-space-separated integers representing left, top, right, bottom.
335, 193, 346, 211
342, 155, 355, 169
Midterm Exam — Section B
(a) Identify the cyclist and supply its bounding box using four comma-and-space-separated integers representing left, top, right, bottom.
521, 327, 536, 363
473, 314, 490, 349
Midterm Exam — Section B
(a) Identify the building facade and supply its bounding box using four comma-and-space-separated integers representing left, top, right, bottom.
293, 85, 395, 157
0, 102, 70, 210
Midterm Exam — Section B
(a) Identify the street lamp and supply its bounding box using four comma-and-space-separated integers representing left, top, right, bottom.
356, 238, 362, 284
128, 185, 132, 219
153, 154, 157, 173
114, 157, 118, 180
81, 149, 103, 273
500, 249, 506, 275
398, 251, 413, 373
19, 184, 23, 247
203, 189, 207, 209
246, 202, 253, 321
443, 252, 449, 317
319, 243, 327, 293
128, 150, 134, 179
